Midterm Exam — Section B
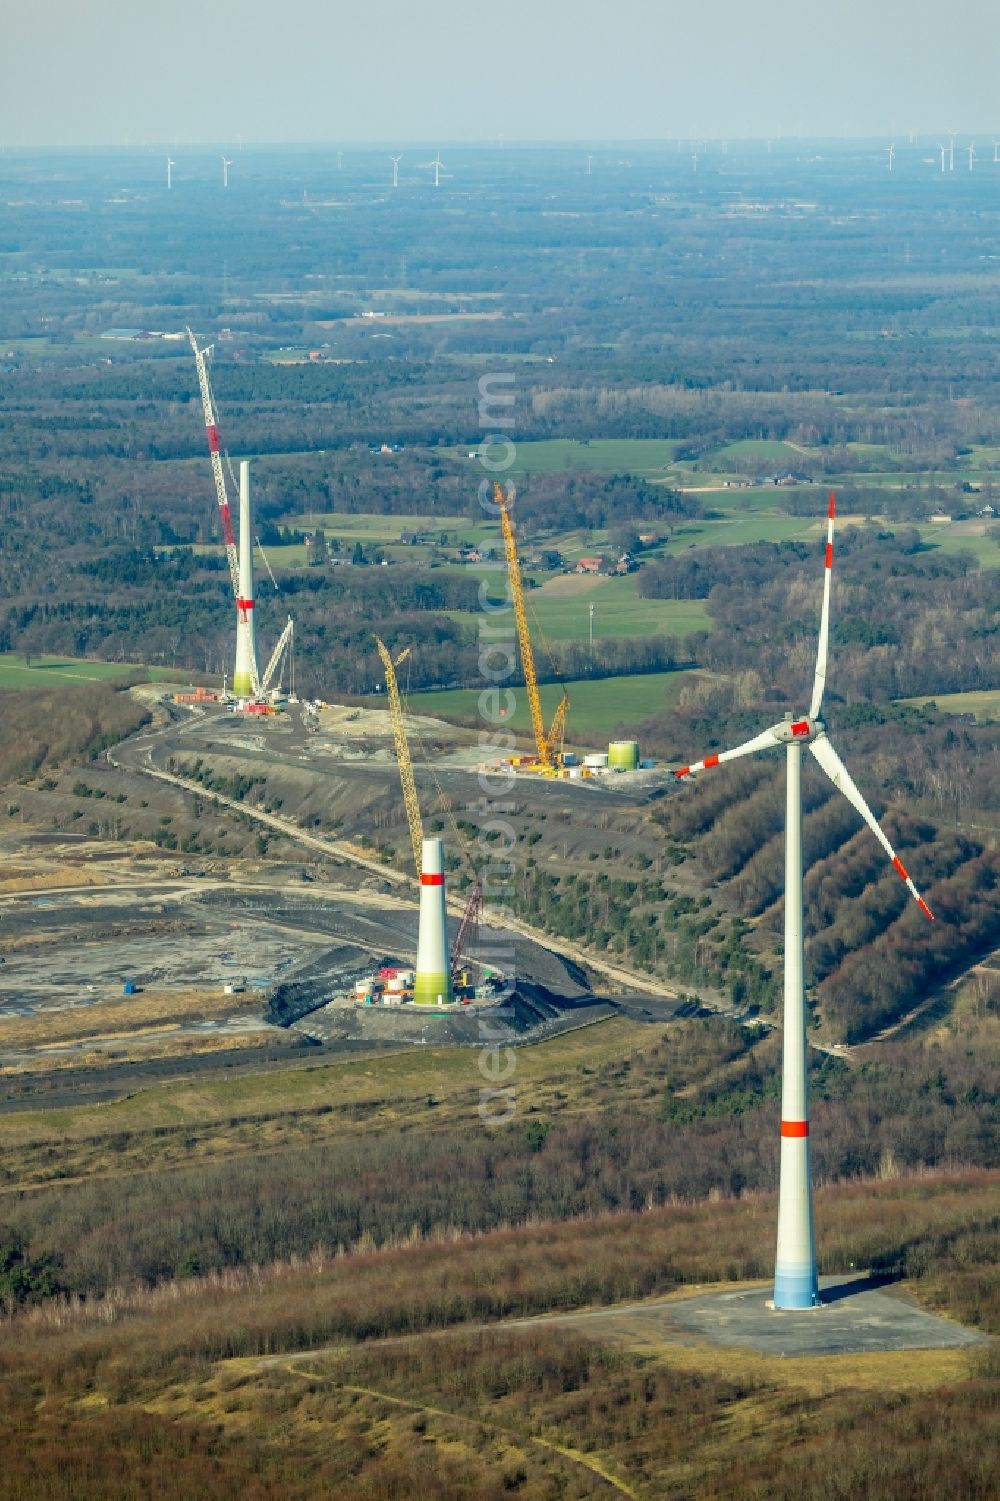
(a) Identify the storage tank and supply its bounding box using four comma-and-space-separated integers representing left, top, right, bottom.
607, 740, 640, 771
584, 752, 609, 769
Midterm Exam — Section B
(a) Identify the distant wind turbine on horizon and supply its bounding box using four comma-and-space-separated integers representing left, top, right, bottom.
390, 154, 402, 189
165, 156, 175, 190
221, 156, 231, 189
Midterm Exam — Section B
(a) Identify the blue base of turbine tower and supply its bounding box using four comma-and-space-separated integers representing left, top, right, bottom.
773, 1264, 820, 1310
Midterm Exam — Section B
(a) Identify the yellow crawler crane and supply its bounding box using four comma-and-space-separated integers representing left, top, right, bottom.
375, 636, 423, 876
494, 480, 569, 774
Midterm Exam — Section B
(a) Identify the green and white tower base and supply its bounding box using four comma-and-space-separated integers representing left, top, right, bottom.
413, 837, 453, 1006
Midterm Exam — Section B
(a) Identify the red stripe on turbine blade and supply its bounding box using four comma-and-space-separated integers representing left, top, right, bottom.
917, 896, 935, 921
207, 425, 220, 454
674, 767, 691, 779
825, 542, 833, 568
892, 855, 909, 882
828, 492, 836, 519
781, 1120, 809, 1138
421, 873, 445, 885
703, 754, 720, 769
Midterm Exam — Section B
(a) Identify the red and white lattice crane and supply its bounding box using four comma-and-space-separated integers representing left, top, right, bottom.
187, 328, 262, 699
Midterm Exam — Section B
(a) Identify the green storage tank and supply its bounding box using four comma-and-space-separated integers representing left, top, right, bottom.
607, 740, 640, 772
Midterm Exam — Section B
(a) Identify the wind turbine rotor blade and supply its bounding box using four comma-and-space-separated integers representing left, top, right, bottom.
674, 726, 781, 779
809, 491, 836, 720
809, 735, 934, 919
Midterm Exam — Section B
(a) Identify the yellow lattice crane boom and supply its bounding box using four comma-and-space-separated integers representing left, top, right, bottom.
494, 481, 568, 772
375, 636, 423, 876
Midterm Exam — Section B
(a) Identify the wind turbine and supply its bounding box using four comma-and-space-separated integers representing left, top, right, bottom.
938, 144, 947, 173
221, 156, 231, 189
994, 141, 1000, 164
390, 154, 402, 188
886, 142, 895, 172
968, 142, 976, 171
673, 494, 935, 1310
432, 151, 443, 187
166, 155, 175, 190
586, 153, 593, 176
947, 129, 956, 171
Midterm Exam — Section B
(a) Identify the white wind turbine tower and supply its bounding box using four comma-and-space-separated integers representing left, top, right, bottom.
947, 129, 956, 171
221, 156, 231, 189
886, 142, 895, 172
674, 494, 935, 1310
586, 153, 593, 176
968, 142, 976, 171
994, 141, 1000, 164
938, 144, 947, 173
390, 154, 402, 188
166, 155, 175, 190
432, 151, 444, 187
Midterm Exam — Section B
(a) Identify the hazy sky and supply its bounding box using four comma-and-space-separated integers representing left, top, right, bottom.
3, 0, 997, 147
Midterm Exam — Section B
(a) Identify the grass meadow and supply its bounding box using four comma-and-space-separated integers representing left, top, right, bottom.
410, 670, 690, 739
0, 655, 173, 690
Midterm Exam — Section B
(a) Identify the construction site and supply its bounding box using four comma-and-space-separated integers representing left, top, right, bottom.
0, 335, 675, 1084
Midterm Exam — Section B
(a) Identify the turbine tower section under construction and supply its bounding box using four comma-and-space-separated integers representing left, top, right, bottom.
413, 837, 453, 1006
233, 460, 257, 698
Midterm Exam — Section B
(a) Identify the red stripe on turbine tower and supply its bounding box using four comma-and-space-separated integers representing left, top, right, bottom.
781, 1121, 809, 1137
237, 598, 254, 611
828, 492, 836, 519
207, 424, 220, 454
421, 873, 445, 886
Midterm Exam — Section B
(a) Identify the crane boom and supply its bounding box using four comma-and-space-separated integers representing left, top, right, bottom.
495, 481, 550, 766
375, 636, 424, 876
259, 615, 294, 696
450, 873, 483, 972
494, 482, 568, 771
187, 328, 241, 605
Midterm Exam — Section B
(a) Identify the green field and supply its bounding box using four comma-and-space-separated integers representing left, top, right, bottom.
707, 439, 808, 464
523, 573, 710, 642
680, 482, 827, 514
652, 514, 823, 553
277, 511, 485, 539
919, 525, 1000, 568
443, 438, 679, 476
0, 655, 172, 690
410, 668, 691, 738
902, 689, 1000, 722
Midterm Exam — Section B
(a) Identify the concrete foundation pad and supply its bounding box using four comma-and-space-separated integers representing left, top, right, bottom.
533, 1275, 990, 1358
661, 1275, 989, 1356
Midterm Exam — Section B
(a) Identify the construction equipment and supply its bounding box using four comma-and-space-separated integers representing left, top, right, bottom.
450, 873, 483, 978
188, 330, 295, 709
375, 636, 423, 876
188, 331, 243, 616
259, 615, 294, 698
494, 480, 569, 773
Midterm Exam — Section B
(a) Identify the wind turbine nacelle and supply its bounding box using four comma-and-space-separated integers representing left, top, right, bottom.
771, 716, 824, 744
